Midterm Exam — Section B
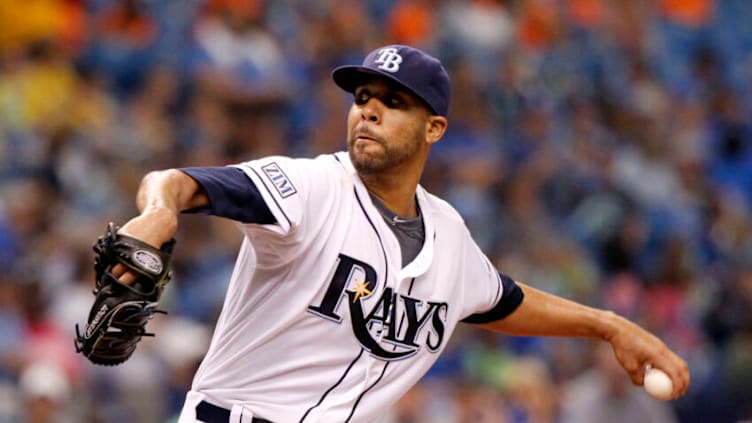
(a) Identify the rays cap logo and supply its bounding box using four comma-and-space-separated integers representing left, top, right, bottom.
332, 45, 451, 116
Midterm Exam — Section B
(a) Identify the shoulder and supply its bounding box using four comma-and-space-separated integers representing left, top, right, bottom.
420, 189, 465, 225
237, 153, 340, 168
235, 153, 347, 179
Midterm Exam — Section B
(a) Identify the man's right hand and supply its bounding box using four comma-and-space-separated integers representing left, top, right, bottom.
112, 206, 179, 285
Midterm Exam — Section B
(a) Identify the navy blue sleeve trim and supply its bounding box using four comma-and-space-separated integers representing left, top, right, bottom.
179, 167, 276, 224
462, 272, 524, 324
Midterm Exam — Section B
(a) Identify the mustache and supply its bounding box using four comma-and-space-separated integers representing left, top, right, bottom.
351, 125, 383, 143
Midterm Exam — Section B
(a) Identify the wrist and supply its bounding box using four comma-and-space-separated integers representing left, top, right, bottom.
597, 310, 623, 342
144, 206, 178, 233
118, 206, 179, 248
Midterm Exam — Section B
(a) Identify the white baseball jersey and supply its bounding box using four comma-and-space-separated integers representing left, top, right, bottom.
178, 151, 522, 422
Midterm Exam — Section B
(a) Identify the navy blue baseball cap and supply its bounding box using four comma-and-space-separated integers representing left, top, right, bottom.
332, 45, 451, 116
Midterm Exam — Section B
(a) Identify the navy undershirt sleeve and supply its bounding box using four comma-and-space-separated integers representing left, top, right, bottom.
461, 272, 525, 324
179, 167, 276, 224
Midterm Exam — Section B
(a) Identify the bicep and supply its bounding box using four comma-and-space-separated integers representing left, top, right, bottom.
462, 272, 524, 324
179, 167, 276, 224
452, 229, 524, 324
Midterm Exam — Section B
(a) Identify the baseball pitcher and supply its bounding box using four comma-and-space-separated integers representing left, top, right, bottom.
76, 45, 690, 423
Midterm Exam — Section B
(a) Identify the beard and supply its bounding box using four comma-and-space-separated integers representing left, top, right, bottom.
348, 130, 423, 175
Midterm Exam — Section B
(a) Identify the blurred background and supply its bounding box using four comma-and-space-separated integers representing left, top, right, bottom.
1, 0, 752, 422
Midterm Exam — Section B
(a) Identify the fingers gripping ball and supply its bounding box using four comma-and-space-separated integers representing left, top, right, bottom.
644, 367, 674, 400
75, 223, 176, 366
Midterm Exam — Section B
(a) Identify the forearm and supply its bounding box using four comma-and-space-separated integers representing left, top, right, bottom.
483, 281, 690, 397
480, 282, 621, 341
119, 169, 208, 247
136, 169, 208, 214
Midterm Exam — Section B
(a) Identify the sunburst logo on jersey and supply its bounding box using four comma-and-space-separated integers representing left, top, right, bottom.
352, 280, 372, 303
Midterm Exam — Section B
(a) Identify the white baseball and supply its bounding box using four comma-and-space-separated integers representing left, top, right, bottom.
644, 367, 674, 400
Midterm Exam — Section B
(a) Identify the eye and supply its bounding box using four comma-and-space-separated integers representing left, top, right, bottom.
385, 95, 402, 108
354, 90, 371, 105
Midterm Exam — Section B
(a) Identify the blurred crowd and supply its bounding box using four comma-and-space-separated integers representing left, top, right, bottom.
1, 0, 752, 422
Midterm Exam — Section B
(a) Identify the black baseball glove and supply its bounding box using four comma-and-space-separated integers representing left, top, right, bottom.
75, 222, 175, 366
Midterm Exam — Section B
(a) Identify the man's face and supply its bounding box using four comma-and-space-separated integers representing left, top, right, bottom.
346, 77, 433, 175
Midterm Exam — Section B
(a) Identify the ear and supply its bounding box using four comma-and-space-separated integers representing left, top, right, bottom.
425, 116, 448, 145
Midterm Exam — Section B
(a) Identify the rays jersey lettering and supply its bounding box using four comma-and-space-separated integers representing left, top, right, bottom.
308, 254, 447, 360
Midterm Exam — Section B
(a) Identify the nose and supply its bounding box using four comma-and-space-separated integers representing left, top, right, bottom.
359, 99, 381, 123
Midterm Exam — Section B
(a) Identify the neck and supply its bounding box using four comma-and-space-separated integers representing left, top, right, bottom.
360, 168, 421, 218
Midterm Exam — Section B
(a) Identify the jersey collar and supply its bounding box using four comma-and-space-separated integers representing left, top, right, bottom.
335, 151, 436, 279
